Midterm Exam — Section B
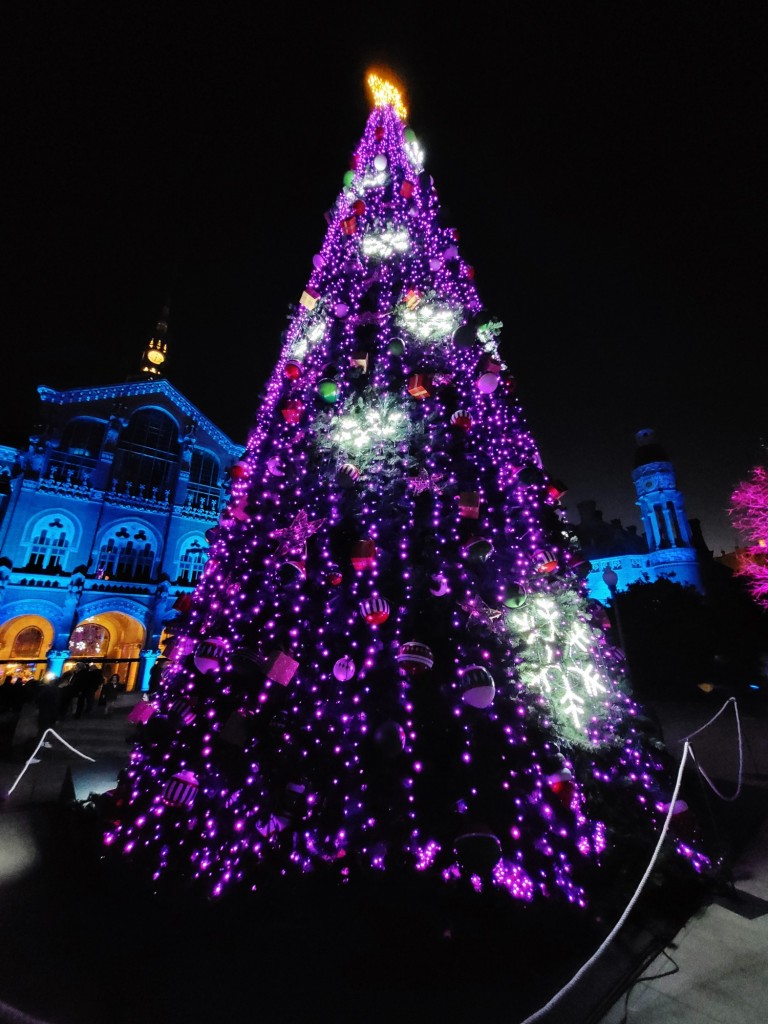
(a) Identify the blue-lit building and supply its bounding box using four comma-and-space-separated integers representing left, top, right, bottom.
574, 428, 706, 604
0, 311, 241, 691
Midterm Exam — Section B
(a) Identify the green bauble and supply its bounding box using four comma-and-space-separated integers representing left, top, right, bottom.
317, 378, 339, 403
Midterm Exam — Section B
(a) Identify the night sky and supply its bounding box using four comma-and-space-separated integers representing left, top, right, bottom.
6, 4, 766, 555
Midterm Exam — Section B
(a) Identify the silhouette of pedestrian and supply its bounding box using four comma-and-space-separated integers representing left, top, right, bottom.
74, 663, 103, 718
34, 672, 59, 745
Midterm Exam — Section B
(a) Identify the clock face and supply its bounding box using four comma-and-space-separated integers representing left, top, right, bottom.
147, 349, 165, 365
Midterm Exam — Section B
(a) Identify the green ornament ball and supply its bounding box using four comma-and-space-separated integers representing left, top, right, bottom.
343, 170, 355, 187
317, 378, 339, 403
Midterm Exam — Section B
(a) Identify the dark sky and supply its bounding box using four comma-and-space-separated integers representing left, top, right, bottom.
5, 3, 767, 555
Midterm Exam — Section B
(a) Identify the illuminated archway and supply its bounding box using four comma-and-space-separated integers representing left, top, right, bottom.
68, 611, 146, 692
0, 614, 55, 681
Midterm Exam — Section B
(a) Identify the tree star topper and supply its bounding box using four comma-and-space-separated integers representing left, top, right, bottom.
366, 68, 408, 120
271, 511, 326, 557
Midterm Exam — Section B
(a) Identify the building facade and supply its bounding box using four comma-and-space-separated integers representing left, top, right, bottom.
0, 314, 241, 691
575, 429, 706, 604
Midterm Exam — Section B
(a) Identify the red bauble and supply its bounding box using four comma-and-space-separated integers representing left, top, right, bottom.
284, 360, 302, 380
450, 409, 472, 431
359, 597, 390, 626
352, 199, 365, 215
281, 399, 304, 424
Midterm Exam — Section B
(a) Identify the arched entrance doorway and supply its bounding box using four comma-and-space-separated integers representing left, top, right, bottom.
0, 614, 55, 682
67, 611, 145, 692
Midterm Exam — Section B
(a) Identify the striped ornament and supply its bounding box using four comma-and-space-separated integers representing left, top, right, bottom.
450, 409, 472, 430
163, 770, 199, 808
534, 549, 558, 574
194, 637, 230, 675
460, 665, 496, 708
170, 698, 196, 725
359, 597, 390, 625
396, 641, 434, 674
338, 463, 361, 488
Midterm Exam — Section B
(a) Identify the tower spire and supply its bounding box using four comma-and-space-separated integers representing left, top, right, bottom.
136, 304, 169, 379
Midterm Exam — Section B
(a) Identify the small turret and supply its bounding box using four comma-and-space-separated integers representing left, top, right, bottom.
134, 305, 169, 379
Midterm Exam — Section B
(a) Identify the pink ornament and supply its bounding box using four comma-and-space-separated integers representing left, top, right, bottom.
477, 372, 500, 394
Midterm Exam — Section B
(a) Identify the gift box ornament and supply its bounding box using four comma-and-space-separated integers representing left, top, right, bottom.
399, 179, 414, 198
404, 289, 422, 310
341, 215, 357, 236
349, 350, 369, 373
546, 479, 568, 502
407, 373, 432, 399
127, 699, 156, 725
264, 650, 299, 687
457, 491, 480, 519
299, 286, 321, 310
351, 539, 377, 570
163, 770, 199, 808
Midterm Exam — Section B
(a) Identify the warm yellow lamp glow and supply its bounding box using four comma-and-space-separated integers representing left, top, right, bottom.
366, 69, 407, 120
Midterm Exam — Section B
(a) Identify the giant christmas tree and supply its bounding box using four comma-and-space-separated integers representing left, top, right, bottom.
109, 72, 709, 907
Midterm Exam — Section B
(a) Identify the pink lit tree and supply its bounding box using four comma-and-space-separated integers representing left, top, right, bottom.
730, 464, 768, 607
109, 72, 708, 905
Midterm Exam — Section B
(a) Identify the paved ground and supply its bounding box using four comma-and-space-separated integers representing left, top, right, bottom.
0, 690, 764, 1024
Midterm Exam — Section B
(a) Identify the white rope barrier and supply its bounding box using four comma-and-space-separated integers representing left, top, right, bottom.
682, 696, 744, 802
519, 694, 743, 1023
6, 727, 96, 797
518, 738, 691, 1023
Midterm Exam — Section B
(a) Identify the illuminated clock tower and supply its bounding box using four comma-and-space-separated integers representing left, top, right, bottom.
632, 428, 703, 591
138, 306, 169, 377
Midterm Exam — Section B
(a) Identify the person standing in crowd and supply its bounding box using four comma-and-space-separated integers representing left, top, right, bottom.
34, 671, 59, 746
99, 673, 122, 717
74, 662, 103, 718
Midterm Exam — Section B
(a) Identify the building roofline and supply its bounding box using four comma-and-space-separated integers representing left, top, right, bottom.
37, 379, 242, 457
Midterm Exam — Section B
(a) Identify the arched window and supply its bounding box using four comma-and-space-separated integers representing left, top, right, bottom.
187, 449, 222, 514
11, 626, 44, 659
96, 523, 157, 582
111, 409, 180, 501
26, 514, 74, 573
48, 417, 105, 486
177, 538, 209, 585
